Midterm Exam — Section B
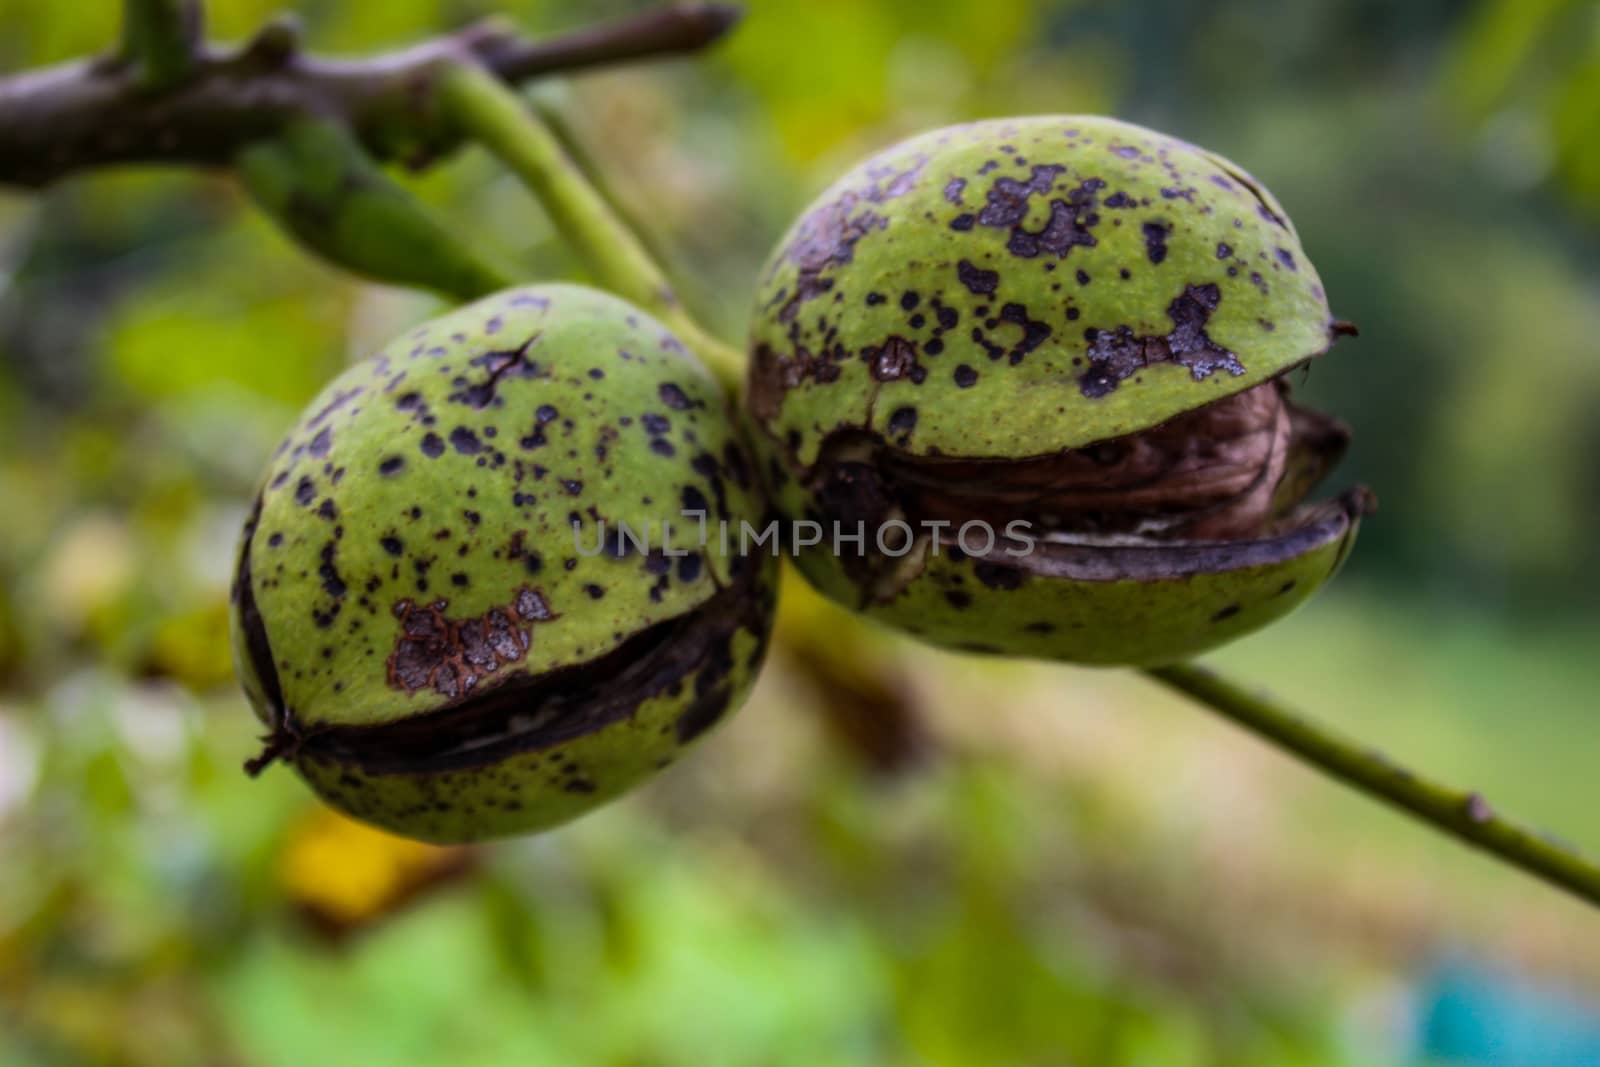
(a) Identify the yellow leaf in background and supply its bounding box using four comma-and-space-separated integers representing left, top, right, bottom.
278, 808, 472, 932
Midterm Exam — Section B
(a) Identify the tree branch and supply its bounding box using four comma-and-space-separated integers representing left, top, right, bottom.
0, 4, 741, 189
1147, 662, 1600, 908
471, 4, 741, 83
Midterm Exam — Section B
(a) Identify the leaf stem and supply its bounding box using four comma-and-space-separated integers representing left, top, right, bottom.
1147, 662, 1600, 907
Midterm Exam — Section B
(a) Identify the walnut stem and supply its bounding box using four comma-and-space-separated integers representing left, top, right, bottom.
437, 61, 746, 389
1148, 662, 1600, 907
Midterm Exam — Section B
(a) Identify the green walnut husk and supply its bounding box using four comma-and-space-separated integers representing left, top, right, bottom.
747, 116, 1371, 666
231, 283, 775, 843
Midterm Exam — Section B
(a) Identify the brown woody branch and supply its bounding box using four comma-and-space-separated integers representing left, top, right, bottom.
0, 3, 740, 189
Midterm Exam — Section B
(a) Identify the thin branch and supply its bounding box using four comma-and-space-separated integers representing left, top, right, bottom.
474, 3, 741, 83
1146, 662, 1600, 908
0, 4, 740, 189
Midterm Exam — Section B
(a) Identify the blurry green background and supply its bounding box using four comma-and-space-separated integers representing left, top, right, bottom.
2, 0, 1599, 1064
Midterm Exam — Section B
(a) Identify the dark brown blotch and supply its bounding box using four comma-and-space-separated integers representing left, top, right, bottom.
1078, 283, 1243, 398
386, 586, 555, 698
956, 259, 999, 296
1142, 220, 1171, 264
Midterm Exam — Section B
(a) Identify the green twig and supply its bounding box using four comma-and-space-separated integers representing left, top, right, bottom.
435, 61, 746, 390
527, 81, 682, 282
121, 0, 202, 89
1147, 662, 1600, 908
